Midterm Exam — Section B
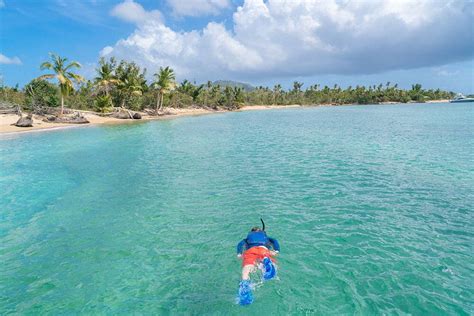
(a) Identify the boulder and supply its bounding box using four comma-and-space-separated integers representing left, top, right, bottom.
43, 113, 89, 124
14, 114, 33, 127
66, 113, 89, 124
111, 110, 132, 119
43, 115, 57, 122
111, 109, 142, 119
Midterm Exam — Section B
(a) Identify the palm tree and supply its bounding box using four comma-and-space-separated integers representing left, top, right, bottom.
115, 61, 145, 109
292, 81, 304, 104
38, 53, 84, 116
152, 66, 176, 113
292, 81, 303, 93
273, 84, 282, 104
179, 79, 194, 95
117, 75, 143, 108
94, 57, 119, 97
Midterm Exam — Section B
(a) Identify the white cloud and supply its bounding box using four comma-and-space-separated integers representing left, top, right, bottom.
100, 46, 114, 57
435, 69, 460, 76
0, 53, 22, 65
166, 0, 230, 17
102, 0, 474, 82
111, 0, 162, 24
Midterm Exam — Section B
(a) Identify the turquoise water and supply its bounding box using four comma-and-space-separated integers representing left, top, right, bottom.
1, 103, 473, 315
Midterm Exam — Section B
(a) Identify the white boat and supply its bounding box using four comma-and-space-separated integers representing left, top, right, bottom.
450, 93, 474, 103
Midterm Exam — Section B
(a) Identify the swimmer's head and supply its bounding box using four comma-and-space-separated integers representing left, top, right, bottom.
250, 227, 262, 232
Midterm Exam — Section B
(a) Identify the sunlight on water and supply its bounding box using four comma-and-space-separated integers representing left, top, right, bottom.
0, 103, 473, 314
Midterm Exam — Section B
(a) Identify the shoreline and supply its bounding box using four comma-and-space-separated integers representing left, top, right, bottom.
0, 101, 450, 136
0, 105, 297, 136
0, 108, 221, 135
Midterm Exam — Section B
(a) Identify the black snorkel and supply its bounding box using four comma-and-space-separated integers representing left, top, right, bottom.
260, 218, 265, 231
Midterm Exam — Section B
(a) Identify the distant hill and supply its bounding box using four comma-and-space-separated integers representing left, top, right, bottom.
213, 80, 255, 92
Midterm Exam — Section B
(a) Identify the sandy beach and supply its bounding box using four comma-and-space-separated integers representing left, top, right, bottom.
239, 104, 301, 111
425, 99, 450, 103
0, 107, 222, 135
0, 105, 303, 136
0, 101, 453, 136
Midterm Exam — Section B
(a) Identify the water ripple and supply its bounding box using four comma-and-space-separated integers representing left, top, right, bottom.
0, 103, 473, 314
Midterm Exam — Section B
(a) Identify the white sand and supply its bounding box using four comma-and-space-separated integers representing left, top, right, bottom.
0, 108, 219, 135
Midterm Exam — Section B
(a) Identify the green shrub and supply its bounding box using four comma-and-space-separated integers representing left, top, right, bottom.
24, 79, 59, 109
0, 86, 25, 108
95, 95, 113, 113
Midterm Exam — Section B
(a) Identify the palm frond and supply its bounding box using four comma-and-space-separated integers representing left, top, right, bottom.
64, 61, 82, 71
67, 72, 85, 83
37, 74, 55, 80
40, 62, 53, 70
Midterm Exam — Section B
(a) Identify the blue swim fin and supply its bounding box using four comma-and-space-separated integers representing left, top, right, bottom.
238, 280, 253, 305
262, 257, 276, 280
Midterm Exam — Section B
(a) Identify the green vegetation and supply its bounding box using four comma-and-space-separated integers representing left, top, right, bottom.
0, 54, 456, 114
0, 84, 25, 108
114, 60, 146, 110
24, 79, 59, 111
95, 95, 113, 113
38, 53, 85, 115
152, 66, 176, 113
94, 57, 119, 98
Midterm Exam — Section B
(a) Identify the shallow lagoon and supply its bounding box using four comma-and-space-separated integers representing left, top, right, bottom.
1, 103, 473, 314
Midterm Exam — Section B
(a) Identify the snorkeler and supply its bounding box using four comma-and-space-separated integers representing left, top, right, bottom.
236, 220, 280, 305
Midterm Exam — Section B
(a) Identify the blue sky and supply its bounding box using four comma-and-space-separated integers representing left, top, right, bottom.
1, 0, 473, 93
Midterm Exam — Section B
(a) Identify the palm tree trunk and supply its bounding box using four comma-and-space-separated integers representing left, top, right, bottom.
159, 93, 164, 111
155, 92, 160, 114
60, 95, 64, 116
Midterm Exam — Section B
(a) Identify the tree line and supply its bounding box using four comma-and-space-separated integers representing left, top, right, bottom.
0, 53, 456, 114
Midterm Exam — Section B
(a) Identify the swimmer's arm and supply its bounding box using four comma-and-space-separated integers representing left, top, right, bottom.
236, 239, 247, 256
268, 237, 280, 253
